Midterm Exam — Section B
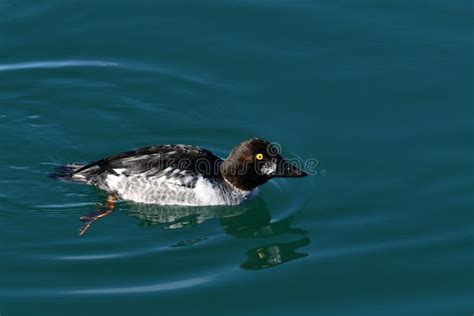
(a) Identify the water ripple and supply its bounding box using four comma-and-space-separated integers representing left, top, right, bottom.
0, 59, 228, 89
55, 244, 171, 261
0, 60, 119, 72
65, 275, 216, 295
34, 202, 97, 209
313, 228, 473, 261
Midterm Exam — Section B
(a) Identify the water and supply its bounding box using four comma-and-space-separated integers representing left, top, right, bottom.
0, 1, 472, 315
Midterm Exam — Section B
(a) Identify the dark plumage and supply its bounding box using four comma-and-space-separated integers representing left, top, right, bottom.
50, 138, 307, 206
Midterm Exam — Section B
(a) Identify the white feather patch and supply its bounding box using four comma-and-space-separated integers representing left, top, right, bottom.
261, 161, 277, 175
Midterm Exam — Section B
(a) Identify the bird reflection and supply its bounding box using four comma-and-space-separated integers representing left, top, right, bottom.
126, 201, 249, 230
124, 197, 310, 270
240, 237, 310, 270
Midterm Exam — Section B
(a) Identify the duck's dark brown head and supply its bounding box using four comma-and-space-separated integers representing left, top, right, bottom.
220, 138, 307, 191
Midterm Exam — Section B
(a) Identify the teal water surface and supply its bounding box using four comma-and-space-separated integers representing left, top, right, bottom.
0, 1, 473, 315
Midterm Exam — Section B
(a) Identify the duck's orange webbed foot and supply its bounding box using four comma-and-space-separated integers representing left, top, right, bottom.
79, 194, 117, 236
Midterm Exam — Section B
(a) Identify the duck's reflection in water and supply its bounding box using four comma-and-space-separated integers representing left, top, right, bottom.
125, 198, 310, 270
240, 237, 310, 270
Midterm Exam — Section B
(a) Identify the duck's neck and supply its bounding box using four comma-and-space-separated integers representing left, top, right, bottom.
220, 159, 266, 192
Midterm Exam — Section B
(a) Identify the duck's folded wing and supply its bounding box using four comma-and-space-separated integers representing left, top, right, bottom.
71, 145, 223, 188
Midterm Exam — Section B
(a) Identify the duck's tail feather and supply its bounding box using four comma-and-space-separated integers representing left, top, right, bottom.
49, 163, 86, 182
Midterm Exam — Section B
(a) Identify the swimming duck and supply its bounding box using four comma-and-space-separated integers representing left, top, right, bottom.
50, 138, 307, 234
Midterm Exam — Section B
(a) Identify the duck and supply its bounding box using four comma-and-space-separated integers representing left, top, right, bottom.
50, 138, 307, 235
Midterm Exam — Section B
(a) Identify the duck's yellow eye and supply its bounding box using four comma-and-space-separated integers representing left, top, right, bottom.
256, 153, 264, 160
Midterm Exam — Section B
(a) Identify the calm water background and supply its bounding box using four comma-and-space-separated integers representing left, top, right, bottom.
0, 1, 473, 315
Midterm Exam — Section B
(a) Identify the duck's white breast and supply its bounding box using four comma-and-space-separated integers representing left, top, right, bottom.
104, 170, 257, 206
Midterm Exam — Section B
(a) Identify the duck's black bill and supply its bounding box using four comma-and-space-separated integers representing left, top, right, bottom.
275, 160, 308, 178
